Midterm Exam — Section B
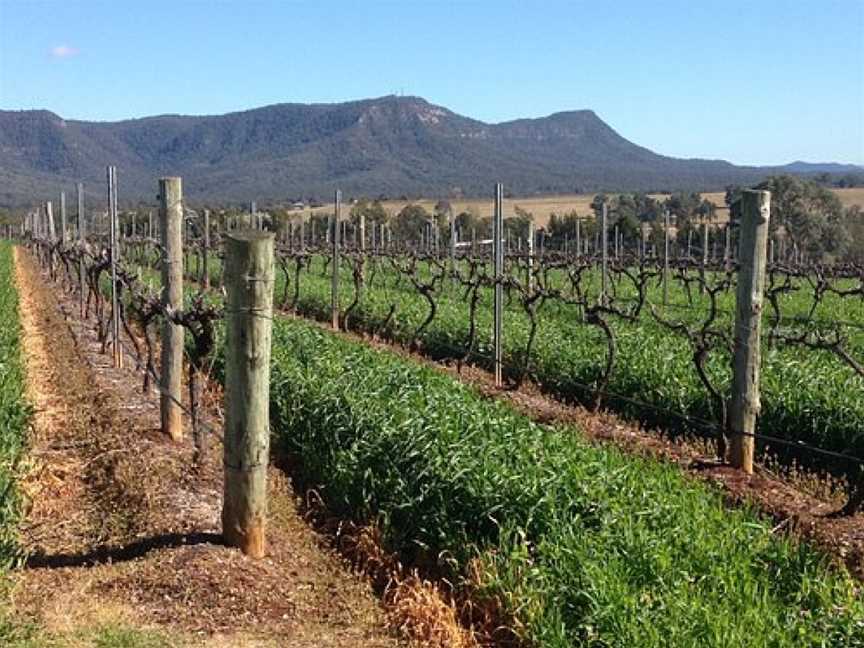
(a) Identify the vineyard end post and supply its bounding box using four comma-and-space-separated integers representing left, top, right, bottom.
223, 230, 274, 558
158, 177, 184, 441
493, 183, 504, 387
331, 189, 341, 330
203, 208, 211, 290
729, 189, 771, 473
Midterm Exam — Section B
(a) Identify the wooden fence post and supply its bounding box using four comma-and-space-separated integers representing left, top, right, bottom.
701, 221, 709, 294
729, 190, 771, 473
77, 183, 86, 316
575, 218, 581, 258
493, 183, 504, 387
60, 191, 67, 246
359, 210, 366, 281
601, 203, 609, 307
159, 177, 184, 441
108, 166, 122, 369
663, 209, 670, 307
202, 208, 211, 290
331, 189, 341, 330
527, 221, 535, 292
449, 216, 457, 283
222, 230, 275, 558
47, 201, 56, 241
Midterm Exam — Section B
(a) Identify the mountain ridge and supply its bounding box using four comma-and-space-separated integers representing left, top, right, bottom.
0, 95, 859, 207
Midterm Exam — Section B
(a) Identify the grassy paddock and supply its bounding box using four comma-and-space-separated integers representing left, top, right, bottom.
306, 187, 864, 229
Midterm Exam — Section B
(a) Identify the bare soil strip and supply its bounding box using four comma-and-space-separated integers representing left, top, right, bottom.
10, 248, 404, 647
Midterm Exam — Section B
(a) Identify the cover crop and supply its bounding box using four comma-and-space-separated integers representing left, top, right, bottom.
259, 316, 863, 647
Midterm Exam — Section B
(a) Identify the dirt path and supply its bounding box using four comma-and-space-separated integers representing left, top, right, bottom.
9, 248, 405, 647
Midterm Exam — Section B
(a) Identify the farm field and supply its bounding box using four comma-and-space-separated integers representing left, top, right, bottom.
22, 228, 864, 646
6, 1, 863, 645
303, 187, 864, 229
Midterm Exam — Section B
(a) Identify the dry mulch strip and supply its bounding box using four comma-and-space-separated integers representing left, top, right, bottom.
10, 249, 405, 647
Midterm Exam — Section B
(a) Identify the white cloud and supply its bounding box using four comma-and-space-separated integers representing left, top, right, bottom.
50, 45, 80, 59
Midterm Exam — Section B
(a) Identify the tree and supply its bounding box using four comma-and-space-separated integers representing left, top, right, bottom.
350, 198, 389, 226
393, 204, 431, 242
505, 206, 534, 240
725, 185, 743, 224
590, 193, 608, 218
755, 175, 847, 261
454, 209, 481, 236
433, 200, 453, 220
664, 191, 702, 245
842, 206, 864, 263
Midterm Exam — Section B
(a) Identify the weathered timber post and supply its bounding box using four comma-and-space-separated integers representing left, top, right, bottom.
202, 208, 211, 290
449, 216, 457, 283
359, 210, 366, 280
663, 209, 670, 307
729, 190, 771, 473
527, 221, 535, 292
47, 201, 56, 241
601, 203, 609, 307
493, 183, 504, 387
60, 192, 68, 246
640, 223, 646, 261
701, 221, 709, 294
575, 218, 581, 258
331, 189, 341, 330
108, 166, 122, 368
77, 183, 86, 316
159, 177, 184, 440
222, 230, 274, 558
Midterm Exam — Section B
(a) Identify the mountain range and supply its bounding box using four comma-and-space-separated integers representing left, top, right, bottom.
0, 95, 860, 208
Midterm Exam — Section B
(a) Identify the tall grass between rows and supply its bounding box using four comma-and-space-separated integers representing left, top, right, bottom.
278, 259, 864, 478
209, 315, 864, 647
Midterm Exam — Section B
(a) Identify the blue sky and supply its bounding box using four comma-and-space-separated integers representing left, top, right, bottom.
1, 0, 862, 166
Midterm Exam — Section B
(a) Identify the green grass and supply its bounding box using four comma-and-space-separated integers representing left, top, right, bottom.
140, 247, 864, 477
222, 315, 864, 647
269, 254, 864, 479
0, 242, 29, 569
0, 616, 178, 648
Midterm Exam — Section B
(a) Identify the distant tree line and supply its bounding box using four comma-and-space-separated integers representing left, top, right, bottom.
7, 174, 861, 263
